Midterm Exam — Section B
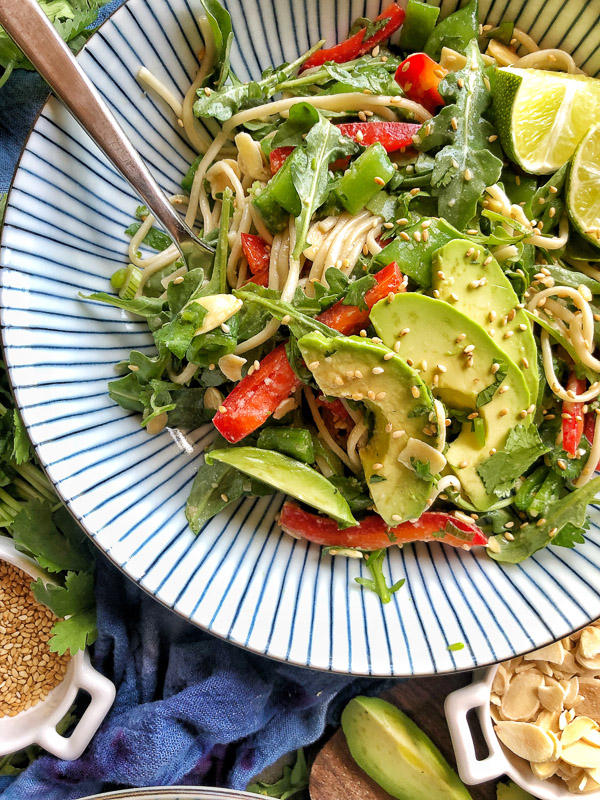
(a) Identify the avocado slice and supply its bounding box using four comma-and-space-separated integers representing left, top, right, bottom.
370, 294, 532, 510
496, 782, 535, 800
206, 447, 356, 527
342, 696, 472, 800
432, 240, 538, 402
298, 332, 441, 525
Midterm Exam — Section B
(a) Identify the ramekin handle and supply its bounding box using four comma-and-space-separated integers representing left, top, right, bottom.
36, 654, 115, 761
445, 678, 507, 785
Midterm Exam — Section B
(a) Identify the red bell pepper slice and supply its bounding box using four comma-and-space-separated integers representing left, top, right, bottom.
279, 503, 488, 549
242, 265, 269, 287
316, 395, 353, 424
269, 146, 295, 175
213, 262, 404, 443
317, 260, 405, 335
241, 233, 271, 274
583, 413, 600, 472
395, 53, 448, 114
300, 3, 405, 72
562, 374, 586, 457
337, 121, 421, 152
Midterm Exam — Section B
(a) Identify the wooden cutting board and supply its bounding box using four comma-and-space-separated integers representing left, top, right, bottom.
309, 673, 497, 800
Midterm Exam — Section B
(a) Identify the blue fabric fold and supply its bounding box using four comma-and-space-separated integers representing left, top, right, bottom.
0, 558, 386, 798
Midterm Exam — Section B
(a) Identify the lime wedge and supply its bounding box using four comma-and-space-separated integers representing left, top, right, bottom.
494, 68, 600, 174
567, 123, 600, 249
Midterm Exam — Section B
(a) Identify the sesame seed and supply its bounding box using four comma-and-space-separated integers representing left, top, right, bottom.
392, 430, 405, 439
499, 386, 509, 394
373, 463, 383, 470
308, 361, 320, 370
457, 78, 464, 88
491, 362, 500, 374
401, 61, 410, 72
452, 158, 460, 169
489, 448, 497, 455
393, 341, 401, 353
218, 405, 227, 413
450, 293, 459, 302
549, 527, 559, 537
354, 369, 363, 379
375, 391, 387, 400
372, 367, 384, 375
503, 331, 514, 339
459, 460, 469, 468
463, 344, 475, 354
451, 117, 458, 130
400, 231, 410, 241
401, 327, 411, 337
420, 360, 428, 372
173, 276, 185, 284
527, 404, 535, 415
456, 333, 466, 343
396, 218, 409, 226
383, 351, 394, 361
367, 390, 376, 400
411, 386, 420, 398
483, 256, 493, 266
410, 188, 420, 196
391, 514, 402, 522
374, 176, 386, 186
383, 221, 394, 229
500, 408, 509, 417
464, 169, 472, 181
437, 364, 447, 373
128, 364, 140, 372
204, 86, 212, 96
465, 247, 474, 257
488, 134, 498, 142
358, 110, 367, 121
413, 231, 422, 243
422, 229, 429, 242
536, 518, 547, 527
371, 337, 382, 344
362, 244, 370, 255
334, 376, 344, 386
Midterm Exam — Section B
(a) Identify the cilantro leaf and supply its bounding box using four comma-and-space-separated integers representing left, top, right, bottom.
31, 570, 94, 618
0, 409, 32, 466
47, 611, 98, 655
488, 476, 600, 563
411, 458, 435, 482
552, 522, 587, 549
476, 361, 508, 408
355, 549, 405, 604
477, 425, 550, 498
417, 40, 503, 230
11, 499, 91, 573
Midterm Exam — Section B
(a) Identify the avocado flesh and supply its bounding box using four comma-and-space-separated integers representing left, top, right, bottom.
496, 782, 535, 800
370, 294, 532, 510
432, 239, 538, 403
342, 696, 472, 800
298, 332, 440, 525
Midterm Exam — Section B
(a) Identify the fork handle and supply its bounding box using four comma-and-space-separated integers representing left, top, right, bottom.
0, 0, 198, 248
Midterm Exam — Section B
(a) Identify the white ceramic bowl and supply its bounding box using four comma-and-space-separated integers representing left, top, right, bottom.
0, 535, 115, 760
3, 0, 600, 677
446, 666, 600, 799
80, 789, 259, 800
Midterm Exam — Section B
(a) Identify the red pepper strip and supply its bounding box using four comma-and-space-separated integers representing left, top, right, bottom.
337, 121, 422, 153
562, 374, 587, 457
300, 3, 405, 71
318, 261, 404, 335
316, 395, 353, 424
269, 146, 295, 175
395, 53, 448, 114
213, 262, 404, 442
583, 413, 600, 471
242, 265, 269, 287
279, 503, 488, 549
356, 3, 406, 56
241, 233, 271, 274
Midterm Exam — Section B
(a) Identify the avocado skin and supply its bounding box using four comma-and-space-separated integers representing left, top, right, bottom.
342, 697, 472, 800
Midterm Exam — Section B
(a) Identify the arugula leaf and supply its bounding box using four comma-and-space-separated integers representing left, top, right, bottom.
247, 749, 309, 799
285, 335, 314, 383
477, 424, 550, 498
424, 0, 479, 60
235, 285, 342, 341
11, 499, 91, 573
417, 40, 503, 230
484, 20, 514, 45
289, 107, 359, 257
186, 459, 245, 533
343, 275, 376, 311
476, 360, 508, 408
200, 0, 233, 88
166, 388, 214, 428
355, 549, 405, 604
125, 221, 173, 252
329, 476, 372, 514
268, 102, 320, 154
488, 476, 600, 563
529, 163, 567, 233
80, 291, 165, 319
193, 44, 323, 123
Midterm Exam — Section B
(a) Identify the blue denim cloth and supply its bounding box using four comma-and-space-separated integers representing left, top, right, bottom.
0, 9, 387, 793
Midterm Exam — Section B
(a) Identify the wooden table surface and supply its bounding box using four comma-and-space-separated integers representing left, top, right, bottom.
310, 673, 498, 800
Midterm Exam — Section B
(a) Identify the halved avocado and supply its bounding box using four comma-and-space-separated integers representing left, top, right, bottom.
342, 696, 472, 800
298, 332, 441, 525
432, 239, 538, 402
370, 294, 532, 511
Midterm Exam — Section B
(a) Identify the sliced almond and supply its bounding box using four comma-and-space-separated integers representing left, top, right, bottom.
561, 717, 599, 747
537, 710, 561, 734
501, 671, 544, 721
583, 729, 600, 748
531, 760, 558, 781
525, 641, 566, 665
539, 683, 565, 713
580, 627, 600, 660
562, 740, 600, 769
548, 729, 562, 760
584, 776, 600, 792
490, 692, 502, 706
490, 704, 502, 724
564, 677, 580, 707
577, 682, 600, 724
586, 767, 600, 784
492, 664, 510, 696
576, 651, 600, 672
495, 721, 556, 762
560, 709, 569, 730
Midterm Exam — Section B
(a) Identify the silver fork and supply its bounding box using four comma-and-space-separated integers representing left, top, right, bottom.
0, 0, 215, 269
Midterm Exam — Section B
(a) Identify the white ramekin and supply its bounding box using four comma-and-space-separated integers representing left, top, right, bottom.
445, 666, 600, 800
0, 535, 115, 760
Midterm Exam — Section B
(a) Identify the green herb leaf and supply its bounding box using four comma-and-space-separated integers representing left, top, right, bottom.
289, 107, 359, 257
488, 476, 600, 563
124, 221, 173, 252
552, 522, 587, 549
247, 749, 309, 799
484, 20, 514, 45
200, 0, 233, 88
417, 40, 503, 230
411, 458, 435, 482
476, 360, 508, 408
80, 292, 165, 319
186, 459, 245, 533
46, 611, 97, 655
343, 275, 376, 311
32, 570, 94, 618
11, 499, 91, 573
355, 549, 405, 604
477, 424, 550, 498
424, 0, 479, 59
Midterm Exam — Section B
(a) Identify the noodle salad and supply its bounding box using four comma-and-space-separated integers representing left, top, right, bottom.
83, 0, 600, 602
